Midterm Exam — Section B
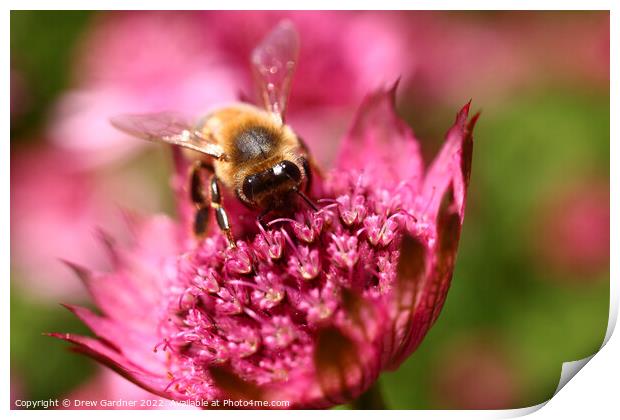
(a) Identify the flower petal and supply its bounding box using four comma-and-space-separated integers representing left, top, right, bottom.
47, 333, 171, 399
335, 82, 423, 192
382, 233, 428, 367
61, 304, 167, 375
63, 262, 160, 334
420, 102, 478, 222
388, 185, 463, 368
63, 214, 179, 333
310, 294, 386, 406
429, 187, 463, 324
208, 365, 264, 402
313, 327, 369, 405
386, 105, 478, 368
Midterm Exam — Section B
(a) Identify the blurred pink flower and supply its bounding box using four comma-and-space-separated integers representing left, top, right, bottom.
396, 11, 609, 106
200, 11, 408, 108
10, 145, 162, 301
48, 11, 411, 169
431, 334, 520, 409
49, 11, 242, 168
52, 85, 476, 408
202, 11, 412, 168
533, 178, 609, 278
46, 11, 609, 169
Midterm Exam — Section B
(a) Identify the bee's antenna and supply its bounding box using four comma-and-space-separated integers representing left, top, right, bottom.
295, 190, 318, 212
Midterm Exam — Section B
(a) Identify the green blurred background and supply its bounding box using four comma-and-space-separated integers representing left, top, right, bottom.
10, 11, 609, 409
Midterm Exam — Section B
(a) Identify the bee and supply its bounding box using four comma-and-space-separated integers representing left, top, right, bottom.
110, 21, 317, 248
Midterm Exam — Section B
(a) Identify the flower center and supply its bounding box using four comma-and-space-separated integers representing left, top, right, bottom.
156, 171, 415, 400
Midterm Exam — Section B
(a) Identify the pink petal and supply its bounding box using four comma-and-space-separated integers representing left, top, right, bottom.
336, 83, 424, 193
388, 185, 463, 368
381, 233, 429, 367
61, 304, 166, 375
385, 103, 476, 368
305, 293, 387, 406
313, 327, 367, 405
63, 261, 160, 334
66, 369, 194, 410
63, 214, 180, 332
47, 333, 171, 399
420, 102, 478, 223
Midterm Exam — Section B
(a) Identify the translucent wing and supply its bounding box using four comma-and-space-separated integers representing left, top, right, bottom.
110, 112, 225, 159
251, 20, 299, 123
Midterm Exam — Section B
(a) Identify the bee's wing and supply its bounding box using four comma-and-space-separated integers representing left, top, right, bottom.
110, 112, 225, 159
251, 20, 299, 123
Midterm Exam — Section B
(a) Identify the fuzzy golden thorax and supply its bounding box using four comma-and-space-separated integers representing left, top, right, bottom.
197, 104, 307, 208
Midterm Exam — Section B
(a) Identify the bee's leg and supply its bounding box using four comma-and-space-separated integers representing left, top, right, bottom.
189, 161, 212, 238
209, 176, 236, 248
193, 207, 211, 238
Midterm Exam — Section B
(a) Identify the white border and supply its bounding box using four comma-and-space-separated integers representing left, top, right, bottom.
4, 2, 617, 419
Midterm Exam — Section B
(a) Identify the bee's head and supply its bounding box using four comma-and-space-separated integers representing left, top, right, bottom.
242, 160, 303, 207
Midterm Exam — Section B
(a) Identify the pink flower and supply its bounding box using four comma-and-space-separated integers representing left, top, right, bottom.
39, 11, 611, 170
532, 178, 609, 278
199, 11, 408, 108
10, 145, 162, 301
393, 11, 609, 106
430, 333, 520, 409
51, 83, 476, 408
48, 11, 242, 168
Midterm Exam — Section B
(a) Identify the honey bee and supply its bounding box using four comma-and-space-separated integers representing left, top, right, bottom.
110, 21, 317, 248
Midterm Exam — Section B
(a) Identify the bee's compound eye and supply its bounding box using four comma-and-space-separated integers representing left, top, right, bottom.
242, 161, 302, 204
274, 160, 301, 183
242, 174, 260, 202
